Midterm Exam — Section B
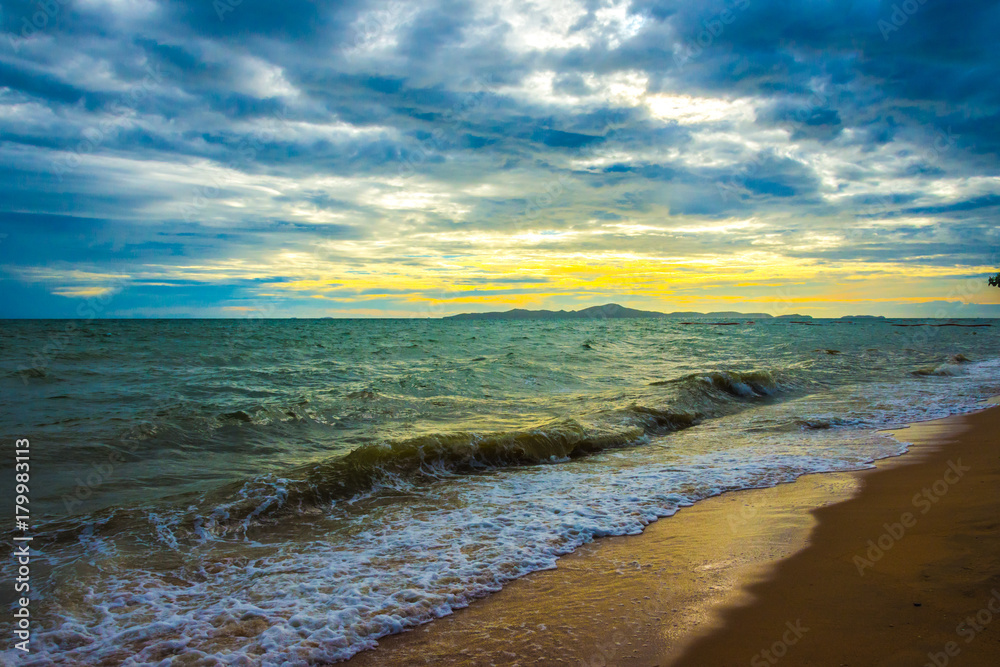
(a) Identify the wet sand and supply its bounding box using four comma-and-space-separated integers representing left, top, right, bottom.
343, 405, 1000, 666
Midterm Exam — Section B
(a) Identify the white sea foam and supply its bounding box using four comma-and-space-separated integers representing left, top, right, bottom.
0, 425, 961, 664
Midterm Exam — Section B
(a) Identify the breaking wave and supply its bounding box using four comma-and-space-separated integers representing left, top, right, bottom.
39, 368, 796, 543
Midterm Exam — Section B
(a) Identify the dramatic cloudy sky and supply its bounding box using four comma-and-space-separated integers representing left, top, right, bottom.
2, 0, 999, 317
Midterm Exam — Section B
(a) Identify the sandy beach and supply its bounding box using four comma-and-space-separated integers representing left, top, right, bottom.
344, 404, 1000, 666
674, 403, 1000, 667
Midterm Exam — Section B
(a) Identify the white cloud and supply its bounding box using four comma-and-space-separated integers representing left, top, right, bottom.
647, 95, 756, 124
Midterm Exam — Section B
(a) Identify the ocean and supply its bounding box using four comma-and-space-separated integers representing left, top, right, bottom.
1, 317, 998, 665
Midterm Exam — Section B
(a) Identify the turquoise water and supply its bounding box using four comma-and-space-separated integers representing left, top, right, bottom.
1, 317, 998, 664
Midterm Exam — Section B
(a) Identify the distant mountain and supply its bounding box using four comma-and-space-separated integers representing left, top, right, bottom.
444, 304, 775, 321
444, 303, 665, 320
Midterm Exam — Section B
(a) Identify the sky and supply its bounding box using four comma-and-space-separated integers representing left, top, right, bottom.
1, 0, 999, 318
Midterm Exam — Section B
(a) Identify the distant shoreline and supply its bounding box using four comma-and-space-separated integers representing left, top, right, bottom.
8, 314, 1000, 322
443, 302, 873, 321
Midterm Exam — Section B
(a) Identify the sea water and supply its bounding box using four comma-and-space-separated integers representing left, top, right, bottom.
1, 317, 998, 664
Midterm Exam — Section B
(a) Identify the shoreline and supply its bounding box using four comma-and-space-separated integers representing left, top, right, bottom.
672, 402, 1000, 667
342, 402, 1000, 666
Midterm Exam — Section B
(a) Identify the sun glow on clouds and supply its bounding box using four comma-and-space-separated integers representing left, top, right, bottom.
16, 241, 999, 317
51, 286, 120, 298
505, 73, 753, 127
669, 219, 764, 234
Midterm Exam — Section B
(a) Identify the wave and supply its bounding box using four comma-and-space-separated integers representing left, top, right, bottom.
913, 364, 966, 377
6, 366, 49, 379
195, 420, 653, 537
201, 369, 795, 531
650, 369, 786, 398
912, 354, 974, 377
37, 420, 655, 544
618, 405, 701, 432
113, 401, 314, 444
218, 404, 303, 424
37, 367, 796, 543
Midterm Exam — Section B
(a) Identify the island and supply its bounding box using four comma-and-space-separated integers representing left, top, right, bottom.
443, 303, 776, 320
